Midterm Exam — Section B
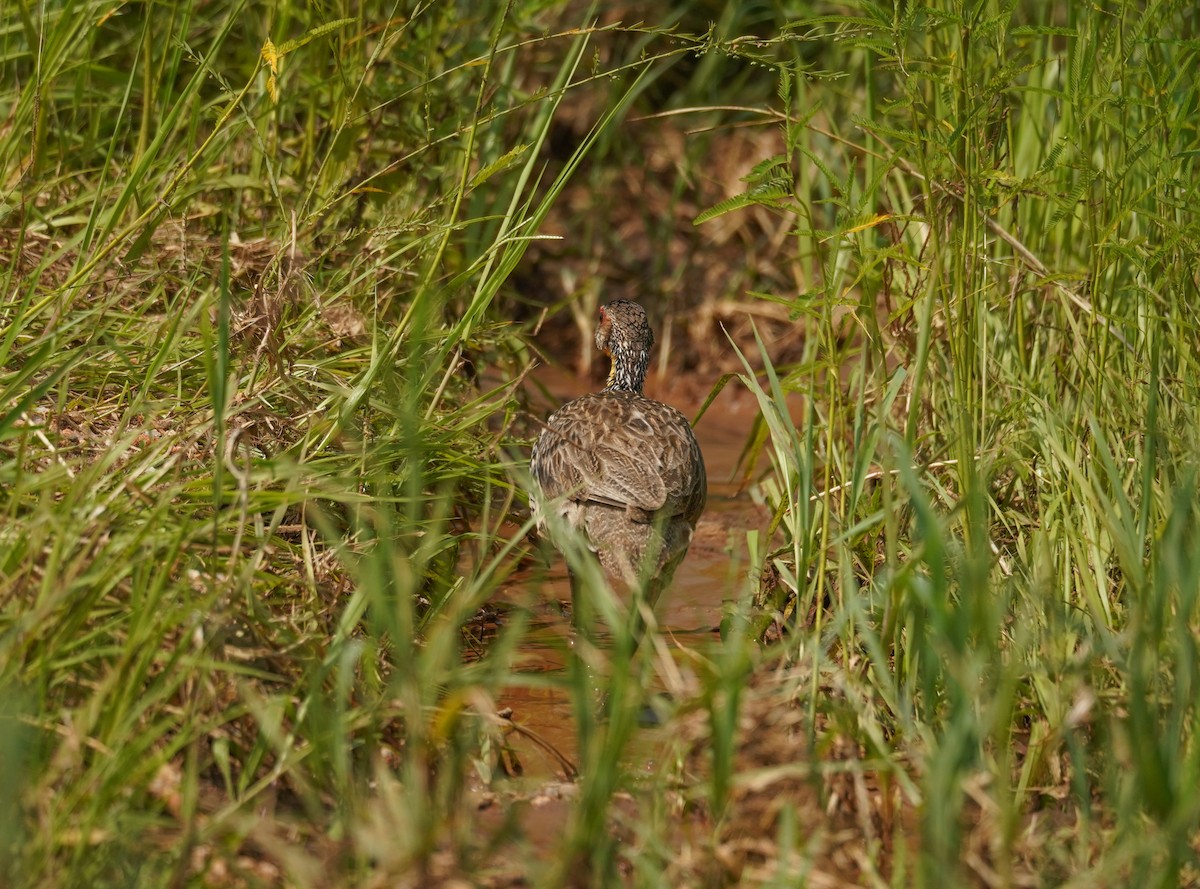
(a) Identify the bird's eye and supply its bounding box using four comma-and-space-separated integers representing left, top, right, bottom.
598, 307, 607, 323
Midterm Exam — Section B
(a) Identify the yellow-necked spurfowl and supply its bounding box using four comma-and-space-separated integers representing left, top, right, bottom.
530, 300, 707, 603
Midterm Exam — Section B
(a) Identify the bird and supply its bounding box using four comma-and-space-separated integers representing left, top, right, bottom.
530, 300, 707, 614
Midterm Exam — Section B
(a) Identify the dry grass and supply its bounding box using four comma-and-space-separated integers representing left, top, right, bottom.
3, 0, 1200, 886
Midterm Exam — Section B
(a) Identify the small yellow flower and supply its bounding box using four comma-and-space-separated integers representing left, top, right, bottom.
261, 38, 279, 103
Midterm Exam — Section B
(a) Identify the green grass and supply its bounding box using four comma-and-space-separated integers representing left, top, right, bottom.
2, 0, 1199, 885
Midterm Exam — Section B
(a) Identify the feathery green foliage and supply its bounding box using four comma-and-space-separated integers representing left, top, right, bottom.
2, 0, 1198, 885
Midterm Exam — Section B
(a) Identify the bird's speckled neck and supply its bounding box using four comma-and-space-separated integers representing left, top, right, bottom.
597, 300, 653, 395
604, 344, 650, 394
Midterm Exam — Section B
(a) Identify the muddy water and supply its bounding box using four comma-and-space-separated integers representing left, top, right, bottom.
493, 368, 773, 781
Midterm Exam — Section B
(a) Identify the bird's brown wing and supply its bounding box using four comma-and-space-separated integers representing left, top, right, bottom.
532, 392, 704, 521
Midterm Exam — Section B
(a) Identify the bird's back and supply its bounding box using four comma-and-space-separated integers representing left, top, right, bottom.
531, 389, 706, 586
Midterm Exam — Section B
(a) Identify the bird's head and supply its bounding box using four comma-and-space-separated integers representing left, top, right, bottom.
595, 300, 653, 394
